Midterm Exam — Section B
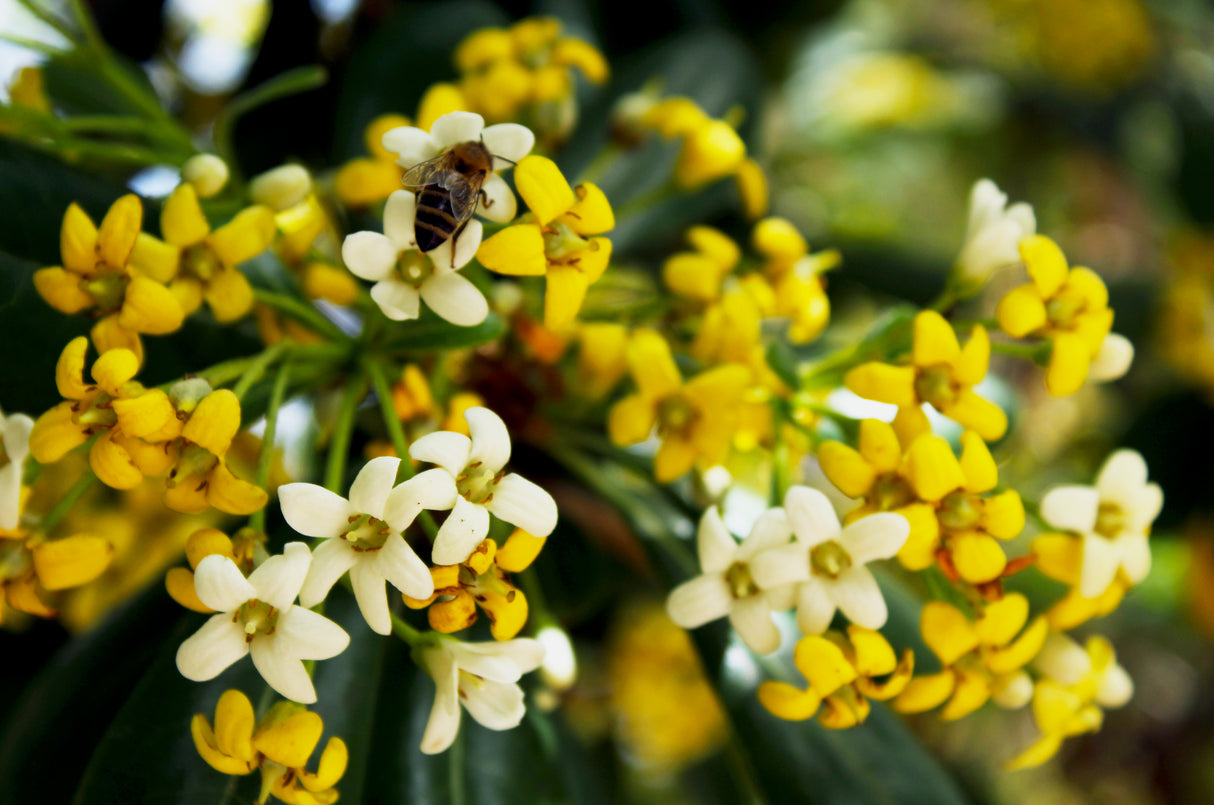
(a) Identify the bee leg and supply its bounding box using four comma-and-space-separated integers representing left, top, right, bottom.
449, 220, 470, 269
479, 189, 494, 209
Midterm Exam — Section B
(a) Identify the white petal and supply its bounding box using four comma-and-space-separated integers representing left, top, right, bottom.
783, 486, 842, 547
370, 280, 421, 321
0, 465, 21, 531
298, 537, 358, 608
736, 507, 793, 561
375, 532, 434, 600
425, 218, 483, 271
451, 637, 545, 677
248, 542, 312, 611
279, 483, 356, 539
696, 507, 737, 573
459, 676, 525, 730
420, 271, 489, 326
829, 566, 887, 629
1033, 633, 1089, 684
1096, 450, 1149, 506
276, 606, 350, 659
1, 412, 32, 462
839, 512, 909, 565
666, 574, 731, 628
409, 430, 472, 477
1088, 333, 1134, 382
342, 231, 397, 281
250, 638, 317, 703
383, 190, 419, 251
729, 596, 780, 654
420, 647, 461, 754
991, 670, 1033, 709
193, 555, 256, 612
486, 473, 557, 537
765, 584, 797, 611
428, 111, 485, 148
1040, 485, 1100, 534
477, 173, 517, 223
382, 468, 459, 534
382, 125, 433, 164
1079, 532, 1121, 599
749, 543, 810, 589
1117, 532, 1151, 584
349, 560, 391, 635
1125, 483, 1163, 533
481, 123, 535, 167
432, 497, 490, 565
1097, 663, 1134, 708
796, 580, 837, 634
176, 614, 249, 681
465, 407, 511, 471
348, 456, 401, 517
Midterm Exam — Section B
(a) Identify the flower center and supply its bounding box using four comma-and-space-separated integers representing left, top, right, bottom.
82, 275, 128, 314
542, 220, 592, 265
810, 540, 853, 579
0, 540, 32, 581
182, 243, 223, 282
396, 251, 435, 288
1045, 295, 1085, 330
342, 513, 391, 551
1094, 501, 1126, 540
938, 490, 982, 531
872, 473, 916, 511
457, 462, 499, 505
168, 444, 220, 486
914, 364, 959, 409
657, 394, 699, 438
235, 599, 279, 642
72, 391, 119, 431
725, 561, 759, 599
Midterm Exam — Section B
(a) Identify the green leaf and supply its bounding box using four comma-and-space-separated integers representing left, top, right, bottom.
765, 340, 801, 390
381, 312, 506, 353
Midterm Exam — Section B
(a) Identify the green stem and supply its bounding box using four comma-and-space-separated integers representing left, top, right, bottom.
0, 32, 64, 55
65, 0, 104, 51
723, 728, 769, 805
770, 401, 791, 506
12, 0, 75, 39
39, 470, 96, 532
391, 612, 425, 644
212, 66, 328, 173
612, 179, 679, 221
324, 373, 367, 493
991, 339, 1050, 362
249, 359, 292, 533
254, 289, 348, 342
231, 342, 287, 400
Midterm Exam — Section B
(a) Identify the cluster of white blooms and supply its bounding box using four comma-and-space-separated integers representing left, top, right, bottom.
341, 112, 535, 326
666, 485, 910, 653
175, 406, 557, 748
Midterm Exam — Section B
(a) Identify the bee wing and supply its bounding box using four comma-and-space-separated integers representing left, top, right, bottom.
437, 172, 480, 220
401, 155, 447, 190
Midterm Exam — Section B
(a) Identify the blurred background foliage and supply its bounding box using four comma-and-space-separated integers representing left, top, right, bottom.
3, 0, 1214, 802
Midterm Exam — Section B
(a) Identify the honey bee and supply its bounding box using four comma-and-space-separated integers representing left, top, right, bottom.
402, 140, 498, 261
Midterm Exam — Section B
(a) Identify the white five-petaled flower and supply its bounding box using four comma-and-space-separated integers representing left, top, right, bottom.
955, 178, 1036, 289
342, 190, 489, 325
381, 111, 534, 227
665, 506, 796, 655
750, 486, 909, 635
279, 456, 458, 635
409, 407, 558, 566
175, 542, 350, 703
1040, 449, 1161, 599
420, 636, 545, 755
0, 406, 34, 530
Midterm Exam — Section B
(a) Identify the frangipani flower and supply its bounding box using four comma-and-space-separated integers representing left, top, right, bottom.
476, 155, 614, 329
751, 486, 909, 634
420, 636, 545, 754
280, 456, 457, 634
176, 542, 350, 703
953, 179, 1035, 293
0, 407, 34, 530
381, 111, 534, 226
666, 506, 796, 655
1038, 449, 1161, 599
410, 407, 557, 565
342, 190, 488, 325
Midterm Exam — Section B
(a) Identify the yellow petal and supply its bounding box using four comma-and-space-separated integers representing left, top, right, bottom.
958, 431, 997, 493
551, 37, 609, 82
183, 389, 242, 455
56, 336, 91, 399
429, 592, 479, 633
191, 714, 255, 775
253, 710, 323, 768
819, 441, 876, 498
921, 601, 978, 665
752, 217, 806, 264
1032, 533, 1082, 584
208, 206, 277, 267
974, 593, 1028, 647
1045, 333, 1090, 397
187, 528, 236, 569
170, 277, 204, 317
6, 575, 55, 617
34, 267, 93, 313
162, 184, 210, 247
129, 233, 181, 284
97, 194, 143, 269
795, 635, 858, 697
91, 316, 144, 366
942, 389, 1007, 442
164, 472, 211, 514
987, 616, 1048, 675
567, 183, 614, 234
28, 403, 88, 463
302, 262, 359, 306
416, 83, 465, 131
90, 430, 144, 489
847, 626, 897, 677
204, 267, 255, 323
644, 97, 711, 138
895, 502, 940, 571
891, 405, 931, 448
758, 681, 822, 721
515, 156, 575, 226
844, 363, 917, 407
119, 275, 185, 335
858, 418, 902, 473
32, 534, 114, 590
115, 430, 177, 473
940, 667, 990, 721
1020, 235, 1068, 298
902, 436, 964, 502
1005, 733, 1064, 772
894, 671, 955, 713
300, 737, 348, 792
335, 157, 403, 206
214, 689, 257, 762
1064, 267, 1108, 310
818, 692, 870, 729
577, 236, 612, 284
91, 347, 140, 394
996, 285, 1048, 338
663, 253, 727, 302
113, 388, 175, 440
627, 329, 682, 399
207, 461, 268, 515
981, 490, 1025, 540
484, 586, 529, 640
675, 120, 746, 188
951, 533, 1007, 583
686, 225, 740, 269
544, 265, 590, 330
607, 394, 656, 446
60, 202, 98, 275
167, 567, 212, 612
912, 311, 961, 368
477, 225, 548, 276
495, 528, 546, 573
954, 326, 990, 386
1073, 308, 1114, 356
653, 436, 697, 482
684, 364, 750, 411
454, 27, 514, 73
857, 648, 915, 701
734, 158, 769, 219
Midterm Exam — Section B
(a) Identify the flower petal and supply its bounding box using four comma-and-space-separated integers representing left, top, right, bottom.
829, 566, 887, 629
1096, 450, 1149, 507
298, 537, 358, 609
482, 122, 535, 167
193, 554, 256, 612
348, 456, 401, 517
383, 190, 419, 250
750, 543, 811, 589
737, 507, 793, 560
463, 407, 511, 472
376, 532, 434, 600
428, 111, 484, 149
420, 270, 489, 326
1079, 532, 1121, 598
349, 560, 391, 635
1040, 485, 1100, 534
696, 507, 737, 573
729, 596, 780, 654
250, 637, 317, 703
460, 676, 526, 730
840, 512, 910, 565
432, 497, 491, 565
666, 574, 731, 628
420, 647, 461, 754
276, 606, 350, 659
176, 614, 249, 681
247, 542, 312, 611
371, 279, 421, 321
784, 486, 842, 547
477, 172, 517, 224
342, 231, 398, 282
486, 473, 557, 537
409, 430, 472, 477
796, 580, 837, 634
279, 483, 355, 539
383, 125, 433, 166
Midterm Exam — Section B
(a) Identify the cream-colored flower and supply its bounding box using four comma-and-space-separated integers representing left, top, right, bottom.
0, 407, 34, 530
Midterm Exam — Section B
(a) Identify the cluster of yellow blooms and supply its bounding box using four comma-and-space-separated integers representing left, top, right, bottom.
0, 9, 1157, 799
